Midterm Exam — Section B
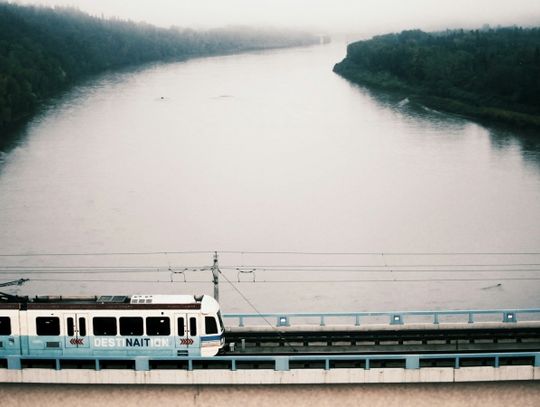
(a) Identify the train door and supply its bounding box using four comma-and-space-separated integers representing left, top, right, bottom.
0, 311, 20, 356
64, 313, 89, 349
175, 314, 199, 355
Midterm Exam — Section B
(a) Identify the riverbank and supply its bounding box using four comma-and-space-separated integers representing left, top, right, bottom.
333, 63, 540, 130
0, 3, 317, 147
333, 28, 540, 131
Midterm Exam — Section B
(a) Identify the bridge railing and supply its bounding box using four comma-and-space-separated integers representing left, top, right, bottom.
3, 351, 540, 371
223, 309, 540, 328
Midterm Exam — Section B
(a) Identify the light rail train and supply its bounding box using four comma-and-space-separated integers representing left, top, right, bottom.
0, 294, 225, 358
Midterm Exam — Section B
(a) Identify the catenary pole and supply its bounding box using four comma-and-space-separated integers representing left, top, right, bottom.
212, 251, 219, 301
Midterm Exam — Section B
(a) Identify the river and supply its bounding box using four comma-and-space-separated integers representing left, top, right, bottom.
0, 43, 539, 313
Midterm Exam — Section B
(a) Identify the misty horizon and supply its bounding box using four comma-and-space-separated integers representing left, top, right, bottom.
8, 0, 540, 38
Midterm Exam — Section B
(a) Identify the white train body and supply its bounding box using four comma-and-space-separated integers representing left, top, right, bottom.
0, 294, 225, 358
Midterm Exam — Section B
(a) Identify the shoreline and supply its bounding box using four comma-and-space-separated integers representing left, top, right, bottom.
333, 61, 540, 132
0, 43, 319, 154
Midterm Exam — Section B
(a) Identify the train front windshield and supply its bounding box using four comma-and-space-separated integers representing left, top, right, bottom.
217, 311, 224, 332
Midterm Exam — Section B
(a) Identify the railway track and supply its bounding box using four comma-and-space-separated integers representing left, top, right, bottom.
225, 326, 540, 355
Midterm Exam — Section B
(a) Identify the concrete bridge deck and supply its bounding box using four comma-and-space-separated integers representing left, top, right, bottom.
1, 308, 539, 384
1, 351, 540, 384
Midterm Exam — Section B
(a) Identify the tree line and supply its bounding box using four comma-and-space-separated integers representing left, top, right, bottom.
0, 3, 317, 137
334, 27, 540, 129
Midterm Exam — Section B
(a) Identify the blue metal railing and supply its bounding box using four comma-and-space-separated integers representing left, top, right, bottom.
222, 308, 540, 328
3, 351, 540, 372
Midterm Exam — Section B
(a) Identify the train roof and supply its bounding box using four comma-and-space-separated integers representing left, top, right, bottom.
0, 294, 220, 313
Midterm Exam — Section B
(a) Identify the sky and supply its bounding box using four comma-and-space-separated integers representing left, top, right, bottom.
10, 0, 540, 36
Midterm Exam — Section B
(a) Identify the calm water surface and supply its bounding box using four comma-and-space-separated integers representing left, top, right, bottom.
0, 44, 539, 312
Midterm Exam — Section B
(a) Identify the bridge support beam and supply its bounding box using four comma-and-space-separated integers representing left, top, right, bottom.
135, 357, 149, 371
7, 356, 21, 370
405, 356, 420, 369
275, 357, 289, 371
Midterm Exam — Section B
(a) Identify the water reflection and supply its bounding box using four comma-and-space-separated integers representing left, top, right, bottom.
344, 78, 540, 170
0, 43, 539, 311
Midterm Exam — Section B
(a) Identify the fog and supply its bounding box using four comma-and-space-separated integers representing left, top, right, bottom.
10, 0, 540, 36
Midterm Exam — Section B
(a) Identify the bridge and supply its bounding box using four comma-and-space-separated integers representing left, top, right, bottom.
1, 308, 539, 384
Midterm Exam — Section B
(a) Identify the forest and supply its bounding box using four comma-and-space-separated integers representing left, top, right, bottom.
333, 27, 540, 129
0, 3, 317, 138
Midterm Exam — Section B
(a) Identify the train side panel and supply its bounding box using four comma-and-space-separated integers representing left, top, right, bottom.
18, 309, 223, 358
0, 309, 21, 357
2, 295, 224, 360
25, 309, 64, 356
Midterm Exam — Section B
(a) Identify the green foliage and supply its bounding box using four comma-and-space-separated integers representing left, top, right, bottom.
334, 27, 540, 128
0, 3, 316, 133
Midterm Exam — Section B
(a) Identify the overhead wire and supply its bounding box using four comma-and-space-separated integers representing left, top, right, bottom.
222, 267, 540, 273
0, 250, 213, 257
221, 262, 540, 268
18, 276, 540, 283
217, 266, 300, 353
2, 260, 540, 271
217, 251, 540, 256
0, 266, 209, 274
2, 269, 540, 276
2, 251, 540, 284
233, 277, 540, 283
15, 279, 204, 284
1, 250, 540, 257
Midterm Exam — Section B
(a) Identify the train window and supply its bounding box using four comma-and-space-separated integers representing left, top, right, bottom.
36, 317, 60, 336
120, 317, 143, 336
205, 316, 218, 334
189, 317, 197, 336
93, 317, 117, 336
177, 317, 185, 336
79, 317, 87, 337
0, 317, 11, 335
146, 317, 170, 336
67, 317, 74, 336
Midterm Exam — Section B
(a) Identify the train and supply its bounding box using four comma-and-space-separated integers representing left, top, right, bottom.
0, 293, 225, 358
